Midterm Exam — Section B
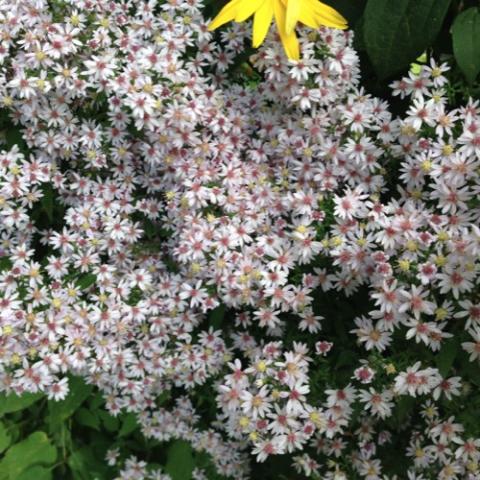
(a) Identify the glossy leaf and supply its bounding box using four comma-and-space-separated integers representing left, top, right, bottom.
452, 7, 480, 84
363, 0, 451, 78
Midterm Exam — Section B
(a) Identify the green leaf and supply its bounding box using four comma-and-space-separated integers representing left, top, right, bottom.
363, 0, 451, 78
0, 392, 43, 417
88, 392, 105, 410
76, 273, 97, 290
0, 422, 11, 453
209, 304, 225, 330
98, 410, 119, 432
0, 257, 12, 273
460, 355, 480, 387
436, 337, 458, 377
165, 441, 194, 480
452, 7, 480, 84
5, 127, 27, 151
75, 408, 100, 431
40, 185, 54, 222
118, 413, 139, 437
68, 447, 108, 480
17, 466, 52, 480
47, 376, 92, 431
395, 396, 415, 426
0, 432, 56, 480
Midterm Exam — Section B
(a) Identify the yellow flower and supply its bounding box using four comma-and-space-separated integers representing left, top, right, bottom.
208, 0, 347, 60
284, 0, 347, 34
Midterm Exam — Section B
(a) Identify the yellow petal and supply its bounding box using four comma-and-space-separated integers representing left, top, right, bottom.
306, 0, 347, 29
208, 0, 243, 31
274, 0, 300, 60
285, 0, 300, 35
235, 0, 265, 23
296, 8, 318, 29
252, 0, 274, 47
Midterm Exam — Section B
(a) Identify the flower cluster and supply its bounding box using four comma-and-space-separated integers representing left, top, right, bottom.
1, 0, 480, 478
112, 455, 171, 480
216, 343, 326, 462
0, 0, 243, 473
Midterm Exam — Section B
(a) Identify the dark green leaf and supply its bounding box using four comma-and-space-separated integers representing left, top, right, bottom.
68, 447, 109, 480
5, 128, 27, 151
209, 304, 225, 329
363, 0, 451, 78
118, 413, 139, 437
452, 7, 480, 84
98, 410, 119, 432
41, 186, 54, 221
395, 396, 415, 426
75, 408, 100, 431
165, 441, 194, 480
88, 392, 105, 409
436, 337, 458, 377
0, 257, 12, 273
